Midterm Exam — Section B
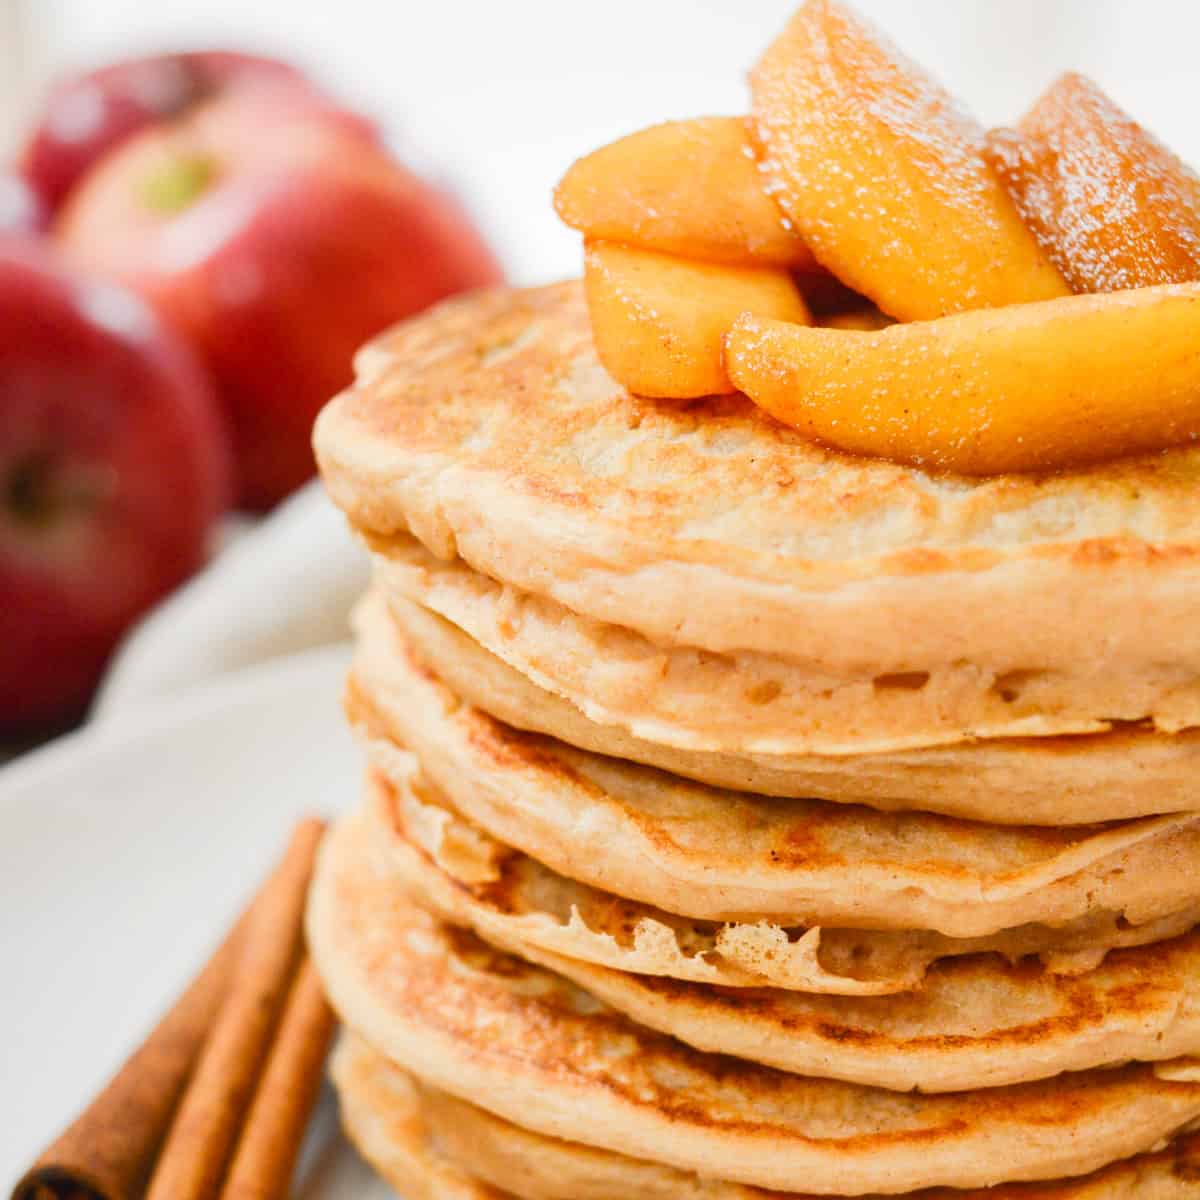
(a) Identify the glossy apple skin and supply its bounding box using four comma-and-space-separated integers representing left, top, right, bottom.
0, 173, 46, 235
56, 90, 504, 508
157, 168, 504, 507
20, 51, 372, 214
0, 239, 231, 731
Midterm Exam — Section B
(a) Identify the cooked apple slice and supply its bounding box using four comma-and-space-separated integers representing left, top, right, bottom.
556, 117, 817, 270
584, 240, 809, 398
725, 283, 1200, 475
750, 0, 1068, 319
986, 73, 1200, 293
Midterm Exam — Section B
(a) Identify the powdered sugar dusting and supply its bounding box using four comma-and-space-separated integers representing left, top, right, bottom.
988, 72, 1200, 292
750, 0, 1065, 319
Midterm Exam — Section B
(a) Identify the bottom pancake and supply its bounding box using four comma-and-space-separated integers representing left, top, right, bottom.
309, 803, 1200, 1195
332, 1034, 1200, 1200
332, 1033, 505, 1199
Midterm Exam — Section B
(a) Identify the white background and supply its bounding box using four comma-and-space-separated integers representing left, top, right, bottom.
13, 1, 1200, 284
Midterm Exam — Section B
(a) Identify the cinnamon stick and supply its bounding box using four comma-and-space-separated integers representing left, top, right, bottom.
218, 956, 337, 1200
11, 909, 248, 1200
143, 817, 326, 1200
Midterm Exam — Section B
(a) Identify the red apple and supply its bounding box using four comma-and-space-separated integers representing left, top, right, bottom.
56, 86, 504, 508
20, 50, 374, 215
0, 238, 231, 731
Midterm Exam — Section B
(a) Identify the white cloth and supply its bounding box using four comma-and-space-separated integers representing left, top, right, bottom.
94, 483, 369, 720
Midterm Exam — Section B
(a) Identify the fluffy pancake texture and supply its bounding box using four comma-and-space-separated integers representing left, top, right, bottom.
333, 1037, 1200, 1200
349, 596, 1200, 933
359, 766, 1200, 1091
371, 533, 1200, 751
372, 589, 1200, 824
366, 753, 1200, 991
308, 807, 1200, 1195
331, 1035, 506, 1200
315, 282, 1200, 733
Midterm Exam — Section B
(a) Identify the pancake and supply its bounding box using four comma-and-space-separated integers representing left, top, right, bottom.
334, 1036, 1200, 1200
371, 590, 1200, 824
367, 763, 1200, 1005
348, 603, 1200, 935
308, 807, 1200, 1194
333, 1037, 1200, 1200
314, 282, 1200, 731
331, 1034, 505, 1199
372, 535, 1196, 752
367, 767, 1200, 1091
425, 1079, 1200, 1200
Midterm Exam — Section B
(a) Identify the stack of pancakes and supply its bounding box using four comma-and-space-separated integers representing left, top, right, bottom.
309, 281, 1200, 1197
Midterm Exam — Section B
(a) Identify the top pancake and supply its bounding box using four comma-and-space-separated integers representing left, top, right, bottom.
315, 281, 1200, 682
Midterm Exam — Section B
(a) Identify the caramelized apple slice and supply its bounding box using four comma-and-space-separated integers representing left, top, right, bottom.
750, 0, 1068, 319
986, 73, 1200, 292
725, 283, 1200, 475
556, 117, 817, 269
585, 240, 809, 398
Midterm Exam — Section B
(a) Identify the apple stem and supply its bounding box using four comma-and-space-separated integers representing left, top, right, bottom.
6, 454, 55, 527
6, 454, 106, 528
140, 153, 219, 214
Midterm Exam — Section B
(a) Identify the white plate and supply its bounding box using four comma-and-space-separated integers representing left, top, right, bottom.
0, 645, 395, 1198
